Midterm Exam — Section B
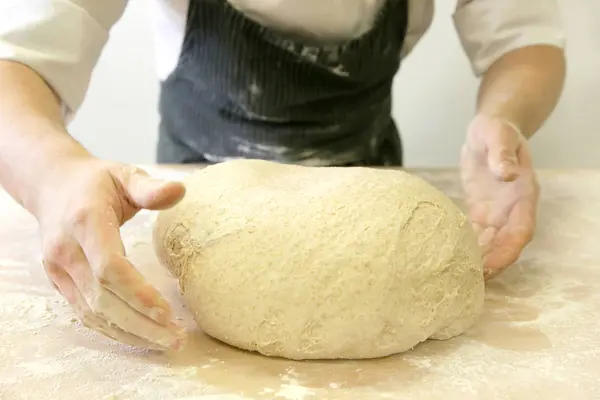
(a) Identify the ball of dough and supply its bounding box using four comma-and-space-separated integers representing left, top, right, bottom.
153, 159, 484, 360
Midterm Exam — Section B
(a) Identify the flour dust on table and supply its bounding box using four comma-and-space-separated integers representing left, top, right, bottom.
153, 159, 485, 360
2, 169, 600, 399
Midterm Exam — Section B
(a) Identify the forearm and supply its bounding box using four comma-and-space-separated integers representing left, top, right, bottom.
0, 61, 90, 210
476, 45, 566, 138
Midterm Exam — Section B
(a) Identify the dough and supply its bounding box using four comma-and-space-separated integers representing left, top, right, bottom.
153, 159, 484, 360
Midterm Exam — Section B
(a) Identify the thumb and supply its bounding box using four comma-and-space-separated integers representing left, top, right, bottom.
117, 166, 186, 210
485, 119, 521, 182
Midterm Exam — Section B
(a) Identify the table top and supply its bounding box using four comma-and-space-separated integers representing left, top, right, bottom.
1, 166, 599, 400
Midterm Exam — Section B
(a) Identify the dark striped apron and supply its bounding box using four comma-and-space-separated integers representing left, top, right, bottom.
157, 0, 408, 166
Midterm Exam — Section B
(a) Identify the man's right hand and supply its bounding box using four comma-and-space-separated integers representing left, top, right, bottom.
0, 61, 185, 350
35, 155, 186, 351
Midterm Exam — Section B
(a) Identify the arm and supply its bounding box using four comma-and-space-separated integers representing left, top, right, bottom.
454, 0, 566, 277
477, 45, 565, 139
454, 0, 566, 137
0, 0, 127, 210
0, 1, 186, 350
0, 61, 88, 211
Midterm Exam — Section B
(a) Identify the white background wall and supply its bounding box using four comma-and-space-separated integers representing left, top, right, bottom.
69, 0, 600, 168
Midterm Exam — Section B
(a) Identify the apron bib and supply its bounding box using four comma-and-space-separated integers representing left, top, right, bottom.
158, 0, 408, 166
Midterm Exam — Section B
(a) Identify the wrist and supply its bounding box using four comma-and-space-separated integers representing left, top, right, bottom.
472, 113, 525, 140
0, 123, 94, 215
0, 62, 95, 214
28, 146, 96, 215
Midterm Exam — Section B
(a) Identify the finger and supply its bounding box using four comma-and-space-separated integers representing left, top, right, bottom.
468, 202, 491, 226
42, 261, 61, 293
89, 284, 185, 350
477, 226, 497, 257
465, 116, 489, 154
72, 286, 170, 351
43, 260, 82, 306
483, 201, 536, 278
484, 265, 503, 281
67, 256, 184, 350
517, 139, 535, 170
46, 260, 174, 351
483, 242, 521, 280
66, 222, 185, 348
485, 129, 520, 182
86, 312, 169, 352
71, 211, 175, 326
54, 264, 170, 351
471, 222, 484, 237
483, 228, 530, 278
114, 166, 186, 210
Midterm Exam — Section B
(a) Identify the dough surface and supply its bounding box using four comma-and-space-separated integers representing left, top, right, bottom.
153, 159, 484, 360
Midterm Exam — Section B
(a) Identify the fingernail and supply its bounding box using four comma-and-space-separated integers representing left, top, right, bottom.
497, 161, 515, 173
484, 269, 498, 280
499, 160, 516, 169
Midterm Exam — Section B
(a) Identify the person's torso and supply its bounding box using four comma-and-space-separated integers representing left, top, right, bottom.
154, 0, 432, 165
150, 0, 434, 82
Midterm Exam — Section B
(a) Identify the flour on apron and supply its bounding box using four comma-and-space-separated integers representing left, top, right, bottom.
157, 0, 409, 166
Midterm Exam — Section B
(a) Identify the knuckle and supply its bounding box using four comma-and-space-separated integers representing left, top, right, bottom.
129, 165, 148, 177
112, 164, 148, 181
66, 206, 93, 231
497, 147, 513, 158
43, 261, 63, 279
91, 255, 123, 283
93, 260, 113, 282
42, 237, 72, 265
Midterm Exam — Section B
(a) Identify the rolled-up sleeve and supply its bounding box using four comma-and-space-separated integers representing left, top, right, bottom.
0, 0, 127, 120
453, 0, 566, 77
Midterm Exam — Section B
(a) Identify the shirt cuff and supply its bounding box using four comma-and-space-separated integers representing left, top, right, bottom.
0, 1, 120, 122
453, 0, 566, 77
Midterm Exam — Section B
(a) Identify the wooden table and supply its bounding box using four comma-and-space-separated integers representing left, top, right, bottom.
1, 166, 599, 400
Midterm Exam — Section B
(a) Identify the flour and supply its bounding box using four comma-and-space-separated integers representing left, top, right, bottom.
0, 258, 28, 268
273, 368, 316, 400
1, 169, 600, 399
274, 380, 315, 400
0, 293, 56, 332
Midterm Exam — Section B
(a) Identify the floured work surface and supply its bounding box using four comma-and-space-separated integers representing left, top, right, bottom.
0, 167, 599, 400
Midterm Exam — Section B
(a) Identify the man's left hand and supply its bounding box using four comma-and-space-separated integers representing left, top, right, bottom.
460, 114, 540, 279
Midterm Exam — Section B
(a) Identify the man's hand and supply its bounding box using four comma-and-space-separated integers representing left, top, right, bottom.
460, 115, 540, 279
35, 156, 187, 350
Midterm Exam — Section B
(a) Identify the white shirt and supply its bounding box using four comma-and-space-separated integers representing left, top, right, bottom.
0, 0, 565, 121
